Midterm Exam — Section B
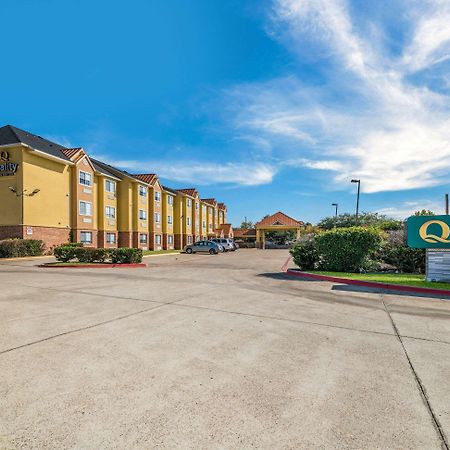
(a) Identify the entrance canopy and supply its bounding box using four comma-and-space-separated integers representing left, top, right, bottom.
255, 211, 304, 249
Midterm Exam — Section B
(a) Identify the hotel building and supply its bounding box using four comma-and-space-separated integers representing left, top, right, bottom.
0, 125, 232, 250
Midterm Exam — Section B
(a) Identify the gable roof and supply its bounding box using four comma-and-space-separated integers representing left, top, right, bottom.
201, 198, 217, 206
256, 211, 304, 227
60, 148, 83, 159
90, 158, 132, 181
233, 228, 257, 238
0, 124, 71, 162
177, 188, 198, 198
162, 185, 178, 195
134, 174, 158, 186
217, 202, 227, 210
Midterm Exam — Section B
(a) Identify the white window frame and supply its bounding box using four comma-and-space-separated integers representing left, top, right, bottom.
187, 217, 191, 226
168, 195, 173, 205
202, 220, 206, 228
105, 179, 116, 193
106, 232, 116, 244
168, 215, 173, 224
139, 185, 147, 197
155, 191, 161, 202
79, 171, 92, 187
168, 235, 173, 244
195, 202, 199, 210
105, 206, 116, 219
79, 201, 92, 216
187, 199, 192, 207
139, 233, 148, 244
80, 231, 92, 244
155, 235, 162, 245
139, 209, 147, 220
155, 212, 161, 223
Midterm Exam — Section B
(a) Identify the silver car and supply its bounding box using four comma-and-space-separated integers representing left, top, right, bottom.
184, 240, 222, 255
211, 238, 234, 252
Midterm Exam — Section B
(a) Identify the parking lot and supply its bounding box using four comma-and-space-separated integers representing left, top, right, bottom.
1, 249, 449, 449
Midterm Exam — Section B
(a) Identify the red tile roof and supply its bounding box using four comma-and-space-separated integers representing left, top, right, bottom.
177, 188, 198, 198
255, 211, 304, 227
201, 198, 217, 206
219, 223, 232, 235
134, 174, 158, 185
233, 228, 257, 238
217, 202, 227, 210
60, 148, 83, 159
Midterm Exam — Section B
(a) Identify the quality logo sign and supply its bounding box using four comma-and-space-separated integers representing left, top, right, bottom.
407, 215, 450, 248
0, 151, 19, 177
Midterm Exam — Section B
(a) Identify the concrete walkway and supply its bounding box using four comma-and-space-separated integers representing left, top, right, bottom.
0, 250, 449, 449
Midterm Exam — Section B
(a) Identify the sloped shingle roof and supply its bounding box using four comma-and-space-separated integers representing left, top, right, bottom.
201, 198, 217, 206
134, 174, 158, 185
177, 188, 198, 198
256, 212, 304, 227
0, 125, 71, 162
233, 228, 257, 238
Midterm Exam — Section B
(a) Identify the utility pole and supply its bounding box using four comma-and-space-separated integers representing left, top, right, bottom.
446, 194, 449, 215
351, 179, 361, 219
331, 203, 338, 217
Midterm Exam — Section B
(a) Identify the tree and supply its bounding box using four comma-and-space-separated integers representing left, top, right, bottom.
318, 212, 402, 230
240, 219, 254, 229
414, 209, 435, 216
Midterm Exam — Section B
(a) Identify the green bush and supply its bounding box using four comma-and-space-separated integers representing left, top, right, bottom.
110, 248, 143, 264
377, 230, 425, 273
75, 247, 108, 263
0, 239, 45, 258
290, 234, 319, 270
316, 227, 381, 272
54, 245, 78, 262
66, 242, 84, 248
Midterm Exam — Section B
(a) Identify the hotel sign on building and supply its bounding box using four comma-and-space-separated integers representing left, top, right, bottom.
0, 151, 19, 176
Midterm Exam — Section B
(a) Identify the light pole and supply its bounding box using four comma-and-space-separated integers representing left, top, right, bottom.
331, 203, 338, 217
351, 179, 361, 219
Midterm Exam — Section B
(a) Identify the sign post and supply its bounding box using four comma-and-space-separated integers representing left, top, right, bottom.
407, 215, 450, 281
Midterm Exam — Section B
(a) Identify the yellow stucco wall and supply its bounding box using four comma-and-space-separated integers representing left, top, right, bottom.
0, 145, 24, 225
118, 179, 133, 231
162, 191, 174, 234
22, 150, 71, 228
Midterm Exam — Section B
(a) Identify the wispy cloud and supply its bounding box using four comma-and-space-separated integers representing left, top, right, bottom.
376, 200, 443, 220
222, 0, 450, 193
92, 155, 276, 187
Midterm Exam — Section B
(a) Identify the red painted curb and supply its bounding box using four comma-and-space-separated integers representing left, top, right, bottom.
281, 256, 292, 272
39, 263, 147, 269
285, 270, 450, 298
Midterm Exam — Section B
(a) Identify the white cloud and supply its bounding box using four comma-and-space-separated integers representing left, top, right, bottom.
376, 200, 443, 220
224, 0, 450, 193
92, 156, 276, 187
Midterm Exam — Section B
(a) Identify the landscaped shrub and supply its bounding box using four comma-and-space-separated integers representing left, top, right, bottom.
109, 248, 143, 264
377, 230, 425, 273
75, 247, 108, 263
316, 227, 381, 272
66, 242, 84, 247
290, 234, 319, 270
0, 239, 45, 258
54, 245, 79, 262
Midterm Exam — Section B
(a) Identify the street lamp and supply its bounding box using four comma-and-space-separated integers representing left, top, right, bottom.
351, 179, 361, 219
331, 203, 338, 217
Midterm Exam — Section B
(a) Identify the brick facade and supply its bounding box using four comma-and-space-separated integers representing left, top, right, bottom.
73, 229, 98, 248
97, 231, 118, 248
0, 225, 70, 251
132, 231, 149, 249
163, 233, 174, 250
118, 231, 133, 248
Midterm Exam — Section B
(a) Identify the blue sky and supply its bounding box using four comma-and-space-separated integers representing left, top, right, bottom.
2, 0, 450, 225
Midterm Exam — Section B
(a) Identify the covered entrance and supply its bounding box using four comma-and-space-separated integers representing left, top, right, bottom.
255, 212, 304, 249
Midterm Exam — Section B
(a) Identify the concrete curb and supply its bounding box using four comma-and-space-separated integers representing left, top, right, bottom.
285, 269, 450, 298
39, 263, 147, 269
143, 252, 181, 258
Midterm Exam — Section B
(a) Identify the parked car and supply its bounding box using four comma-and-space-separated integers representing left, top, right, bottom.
211, 238, 235, 252
184, 240, 222, 254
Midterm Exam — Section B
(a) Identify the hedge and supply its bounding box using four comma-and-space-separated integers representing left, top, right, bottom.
290, 234, 319, 270
0, 239, 45, 258
316, 227, 381, 272
53, 245, 143, 264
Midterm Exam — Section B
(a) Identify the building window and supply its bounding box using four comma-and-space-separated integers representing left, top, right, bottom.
187, 199, 192, 207
168, 215, 173, 224
187, 217, 191, 226
168, 195, 173, 205
80, 231, 92, 244
155, 191, 161, 202
195, 202, 199, 210
209, 223, 212, 230
105, 206, 116, 219
168, 235, 173, 244
139, 185, 147, 197
202, 220, 206, 228
155, 212, 161, 223
209, 207, 213, 214
187, 236, 192, 244
79, 201, 92, 216
106, 232, 116, 244
139, 209, 147, 220
139, 233, 148, 244
105, 179, 116, 193
79, 171, 92, 186
155, 235, 162, 245
202, 205, 206, 212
